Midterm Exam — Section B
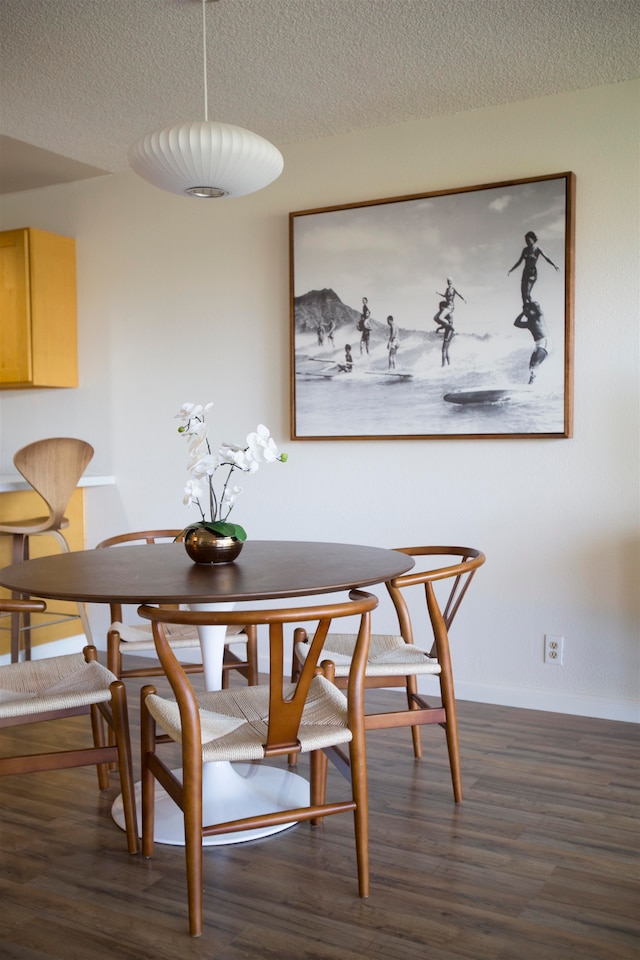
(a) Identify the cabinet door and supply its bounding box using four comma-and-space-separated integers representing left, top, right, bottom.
0, 229, 32, 384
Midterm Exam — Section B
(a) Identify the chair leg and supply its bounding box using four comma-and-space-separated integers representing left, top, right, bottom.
183, 756, 204, 937
309, 748, 328, 824
140, 686, 158, 859
348, 729, 370, 898
9, 534, 29, 662
405, 674, 423, 759
105, 631, 122, 769
439, 673, 462, 803
221, 624, 259, 687
105, 681, 139, 854
9, 591, 23, 663
244, 624, 259, 685
89, 702, 111, 790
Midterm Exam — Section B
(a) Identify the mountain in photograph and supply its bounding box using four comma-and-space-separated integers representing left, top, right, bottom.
294, 288, 385, 339
294, 287, 427, 347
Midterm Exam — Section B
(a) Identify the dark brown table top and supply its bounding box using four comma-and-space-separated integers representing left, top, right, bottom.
0, 540, 414, 604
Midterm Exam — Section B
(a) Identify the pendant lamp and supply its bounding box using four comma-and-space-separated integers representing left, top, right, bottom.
129, 0, 283, 198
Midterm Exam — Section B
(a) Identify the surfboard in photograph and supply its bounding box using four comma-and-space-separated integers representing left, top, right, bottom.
443, 388, 532, 405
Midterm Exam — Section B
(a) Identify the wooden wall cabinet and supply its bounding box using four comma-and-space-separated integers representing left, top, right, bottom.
0, 227, 78, 389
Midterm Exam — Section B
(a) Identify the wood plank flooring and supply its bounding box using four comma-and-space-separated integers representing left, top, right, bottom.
0, 671, 637, 959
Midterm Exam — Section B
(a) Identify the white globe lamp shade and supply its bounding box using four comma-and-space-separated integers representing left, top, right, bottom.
129, 120, 284, 198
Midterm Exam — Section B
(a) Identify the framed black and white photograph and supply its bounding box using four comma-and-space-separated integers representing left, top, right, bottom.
289, 172, 575, 440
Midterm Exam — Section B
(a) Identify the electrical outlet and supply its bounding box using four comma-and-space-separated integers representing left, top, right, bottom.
544, 635, 564, 664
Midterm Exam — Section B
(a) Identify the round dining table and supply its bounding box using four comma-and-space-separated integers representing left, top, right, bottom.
0, 539, 414, 846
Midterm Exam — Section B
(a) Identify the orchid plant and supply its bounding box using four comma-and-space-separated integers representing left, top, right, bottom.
176, 402, 287, 542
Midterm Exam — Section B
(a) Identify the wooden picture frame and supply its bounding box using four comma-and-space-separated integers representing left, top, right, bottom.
289, 172, 575, 440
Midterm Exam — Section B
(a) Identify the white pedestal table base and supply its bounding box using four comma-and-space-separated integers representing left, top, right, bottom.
112, 759, 310, 846
111, 603, 311, 845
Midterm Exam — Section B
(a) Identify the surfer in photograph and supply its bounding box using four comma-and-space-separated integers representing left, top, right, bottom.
316, 318, 325, 346
387, 316, 399, 369
337, 343, 354, 373
358, 297, 370, 328
434, 301, 455, 366
358, 297, 372, 355
514, 300, 550, 383
437, 277, 466, 312
326, 317, 336, 347
508, 231, 559, 303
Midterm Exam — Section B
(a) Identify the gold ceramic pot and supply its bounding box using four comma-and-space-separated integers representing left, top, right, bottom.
182, 526, 244, 564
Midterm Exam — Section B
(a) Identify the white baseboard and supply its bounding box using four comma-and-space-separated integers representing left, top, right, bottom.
416, 674, 639, 724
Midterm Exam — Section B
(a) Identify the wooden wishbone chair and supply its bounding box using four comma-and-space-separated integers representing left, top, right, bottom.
138, 589, 378, 937
292, 546, 486, 803
0, 598, 139, 854
95, 529, 258, 686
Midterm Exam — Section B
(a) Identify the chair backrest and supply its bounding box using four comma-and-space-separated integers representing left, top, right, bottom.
386, 546, 485, 659
13, 438, 94, 528
138, 589, 378, 757
95, 530, 184, 622
95, 529, 184, 549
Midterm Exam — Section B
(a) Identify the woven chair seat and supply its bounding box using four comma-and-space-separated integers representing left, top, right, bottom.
111, 620, 247, 653
146, 675, 352, 763
297, 632, 441, 678
112, 620, 200, 652
0, 652, 117, 717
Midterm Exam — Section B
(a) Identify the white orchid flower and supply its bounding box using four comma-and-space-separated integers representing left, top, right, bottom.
189, 454, 217, 478
218, 440, 242, 455
177, 403, 285, 528
222, 484, 243, 507
186, 429, 208, 460
218, 443, 249, 470
175, 402, 202, 420
186, 420, 207, 441
183, 478, 205, 506
246, 424, 279, 463
176, 401, 213, 419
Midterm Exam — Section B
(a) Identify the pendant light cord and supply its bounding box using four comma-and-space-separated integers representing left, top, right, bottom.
202, 0, 208, 122
129, 0, 282, 198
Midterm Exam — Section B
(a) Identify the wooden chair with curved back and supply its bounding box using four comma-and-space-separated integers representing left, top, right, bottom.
95, 530, 258, 687
138, 589, 378, 937
0, 437, 95, 660
0, 598, 139, 854
292, 546, 485, 803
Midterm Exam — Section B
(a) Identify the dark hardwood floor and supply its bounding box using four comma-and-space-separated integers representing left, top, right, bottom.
1, 668, 638, 959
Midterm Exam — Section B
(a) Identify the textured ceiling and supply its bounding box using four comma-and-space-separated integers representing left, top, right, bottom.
0, 0, 638, 193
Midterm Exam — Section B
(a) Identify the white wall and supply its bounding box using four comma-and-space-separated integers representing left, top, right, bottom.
1, 80, 638, 721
